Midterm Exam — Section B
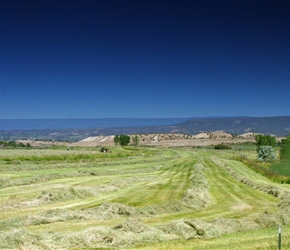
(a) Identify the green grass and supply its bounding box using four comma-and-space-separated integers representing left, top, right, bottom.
238, 157, 290, 183
0, 146, 290, 249
134, 224, 290, 249
270, 160, 290, 177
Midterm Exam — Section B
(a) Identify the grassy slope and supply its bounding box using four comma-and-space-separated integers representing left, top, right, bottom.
0, 146, 289, 249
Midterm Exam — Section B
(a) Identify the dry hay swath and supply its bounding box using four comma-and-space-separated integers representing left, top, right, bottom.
3, 152, 290, 249
140, 161, 210, 216
93, 202, 139, 219
210, 156, 290, 199
158, 217, 243, 240
182, 161, 209, 210
0, 177, 148, 211
0, 177, 11, 188
0, 217, 257, 249
211, 156, 290, 227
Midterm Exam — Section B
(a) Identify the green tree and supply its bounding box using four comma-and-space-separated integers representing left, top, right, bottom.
18, 142, 25, 147
119, 134, 130, 146
7, 141, 17, 147
255, 134, 277, 152
280, 137, 290, 160
114, 134, 130, 146
114, 135, 120, 146
132, 134, 140, 147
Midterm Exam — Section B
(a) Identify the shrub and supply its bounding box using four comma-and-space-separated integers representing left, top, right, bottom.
214, 144, 231, 150
257, 146, 276, 162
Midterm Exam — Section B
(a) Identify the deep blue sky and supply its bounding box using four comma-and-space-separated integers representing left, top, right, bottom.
1, 0, 290, 119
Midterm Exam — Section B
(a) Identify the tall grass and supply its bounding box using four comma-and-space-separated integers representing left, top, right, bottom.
237, 158, 290, 183
270, 160, 290, 177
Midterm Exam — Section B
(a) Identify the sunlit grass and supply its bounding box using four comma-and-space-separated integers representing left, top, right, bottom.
0, 145, 289, 249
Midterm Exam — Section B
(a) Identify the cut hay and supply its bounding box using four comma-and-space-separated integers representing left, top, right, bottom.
182, 161, 209, 210
23, 209, 95, 226
157, 217, 243, 240
158, 219, 201, 239
139, 200, 191, 216
140, 161, 210, 216
211, 157, 290, 199
2, 146, 289, 249
211, 156, 290, 228
0, 177, 11, 188
0, 228, 48, 250
93, 202, 138, 219
114, 218, 151, 234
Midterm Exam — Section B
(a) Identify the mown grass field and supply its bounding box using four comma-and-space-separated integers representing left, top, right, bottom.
1, 145, 290, 249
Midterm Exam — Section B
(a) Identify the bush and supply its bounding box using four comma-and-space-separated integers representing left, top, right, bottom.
214, 144, 231, 150
257, 146, 276, 162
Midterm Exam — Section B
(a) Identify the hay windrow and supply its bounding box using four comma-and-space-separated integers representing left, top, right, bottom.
0, 220, 177, 249
23, 209, 96, 226
94, 202, 138, 219
1, 147, 290, 249
16, 203, 138, 227
158, 217, 244, 240
63, 222, 177, 249
211, 156, 290, 227
182, 161, 209, 210
0, 216, 255, 249
211, 157, 290, 199
0, 228, 50, 250
139, 200, 191, 216
158, 219, 201, 239
0, 177, 11, 188
139, 161, 210, 216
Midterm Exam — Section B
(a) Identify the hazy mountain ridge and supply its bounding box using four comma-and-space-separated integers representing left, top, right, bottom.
173, 116, 290, 136
0, 118, 189, 130
0, 116, 289, 141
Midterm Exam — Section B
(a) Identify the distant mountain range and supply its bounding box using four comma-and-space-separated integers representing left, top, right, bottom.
0, 118, 189, 130
0, 116, 289, 141
172, 116, 290, 136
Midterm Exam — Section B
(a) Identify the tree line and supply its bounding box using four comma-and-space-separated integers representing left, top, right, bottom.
255, 134, 290, 161
114, 134, 140, 147
0, 140, 31, 148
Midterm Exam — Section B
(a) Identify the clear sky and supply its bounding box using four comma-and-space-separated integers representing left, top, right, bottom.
1, 0, 289, 119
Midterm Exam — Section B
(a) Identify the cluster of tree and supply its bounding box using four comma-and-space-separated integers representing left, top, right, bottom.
255, 134, 277, 151
255, 134, 290, 162
114, 134, 130, 146
255, 134, 277, 162
114, 134, 140, 147
280, 137, 290, 160
0, 140, 31, 148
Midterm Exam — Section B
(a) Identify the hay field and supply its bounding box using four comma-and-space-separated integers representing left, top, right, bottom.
1, 145, 290, 249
